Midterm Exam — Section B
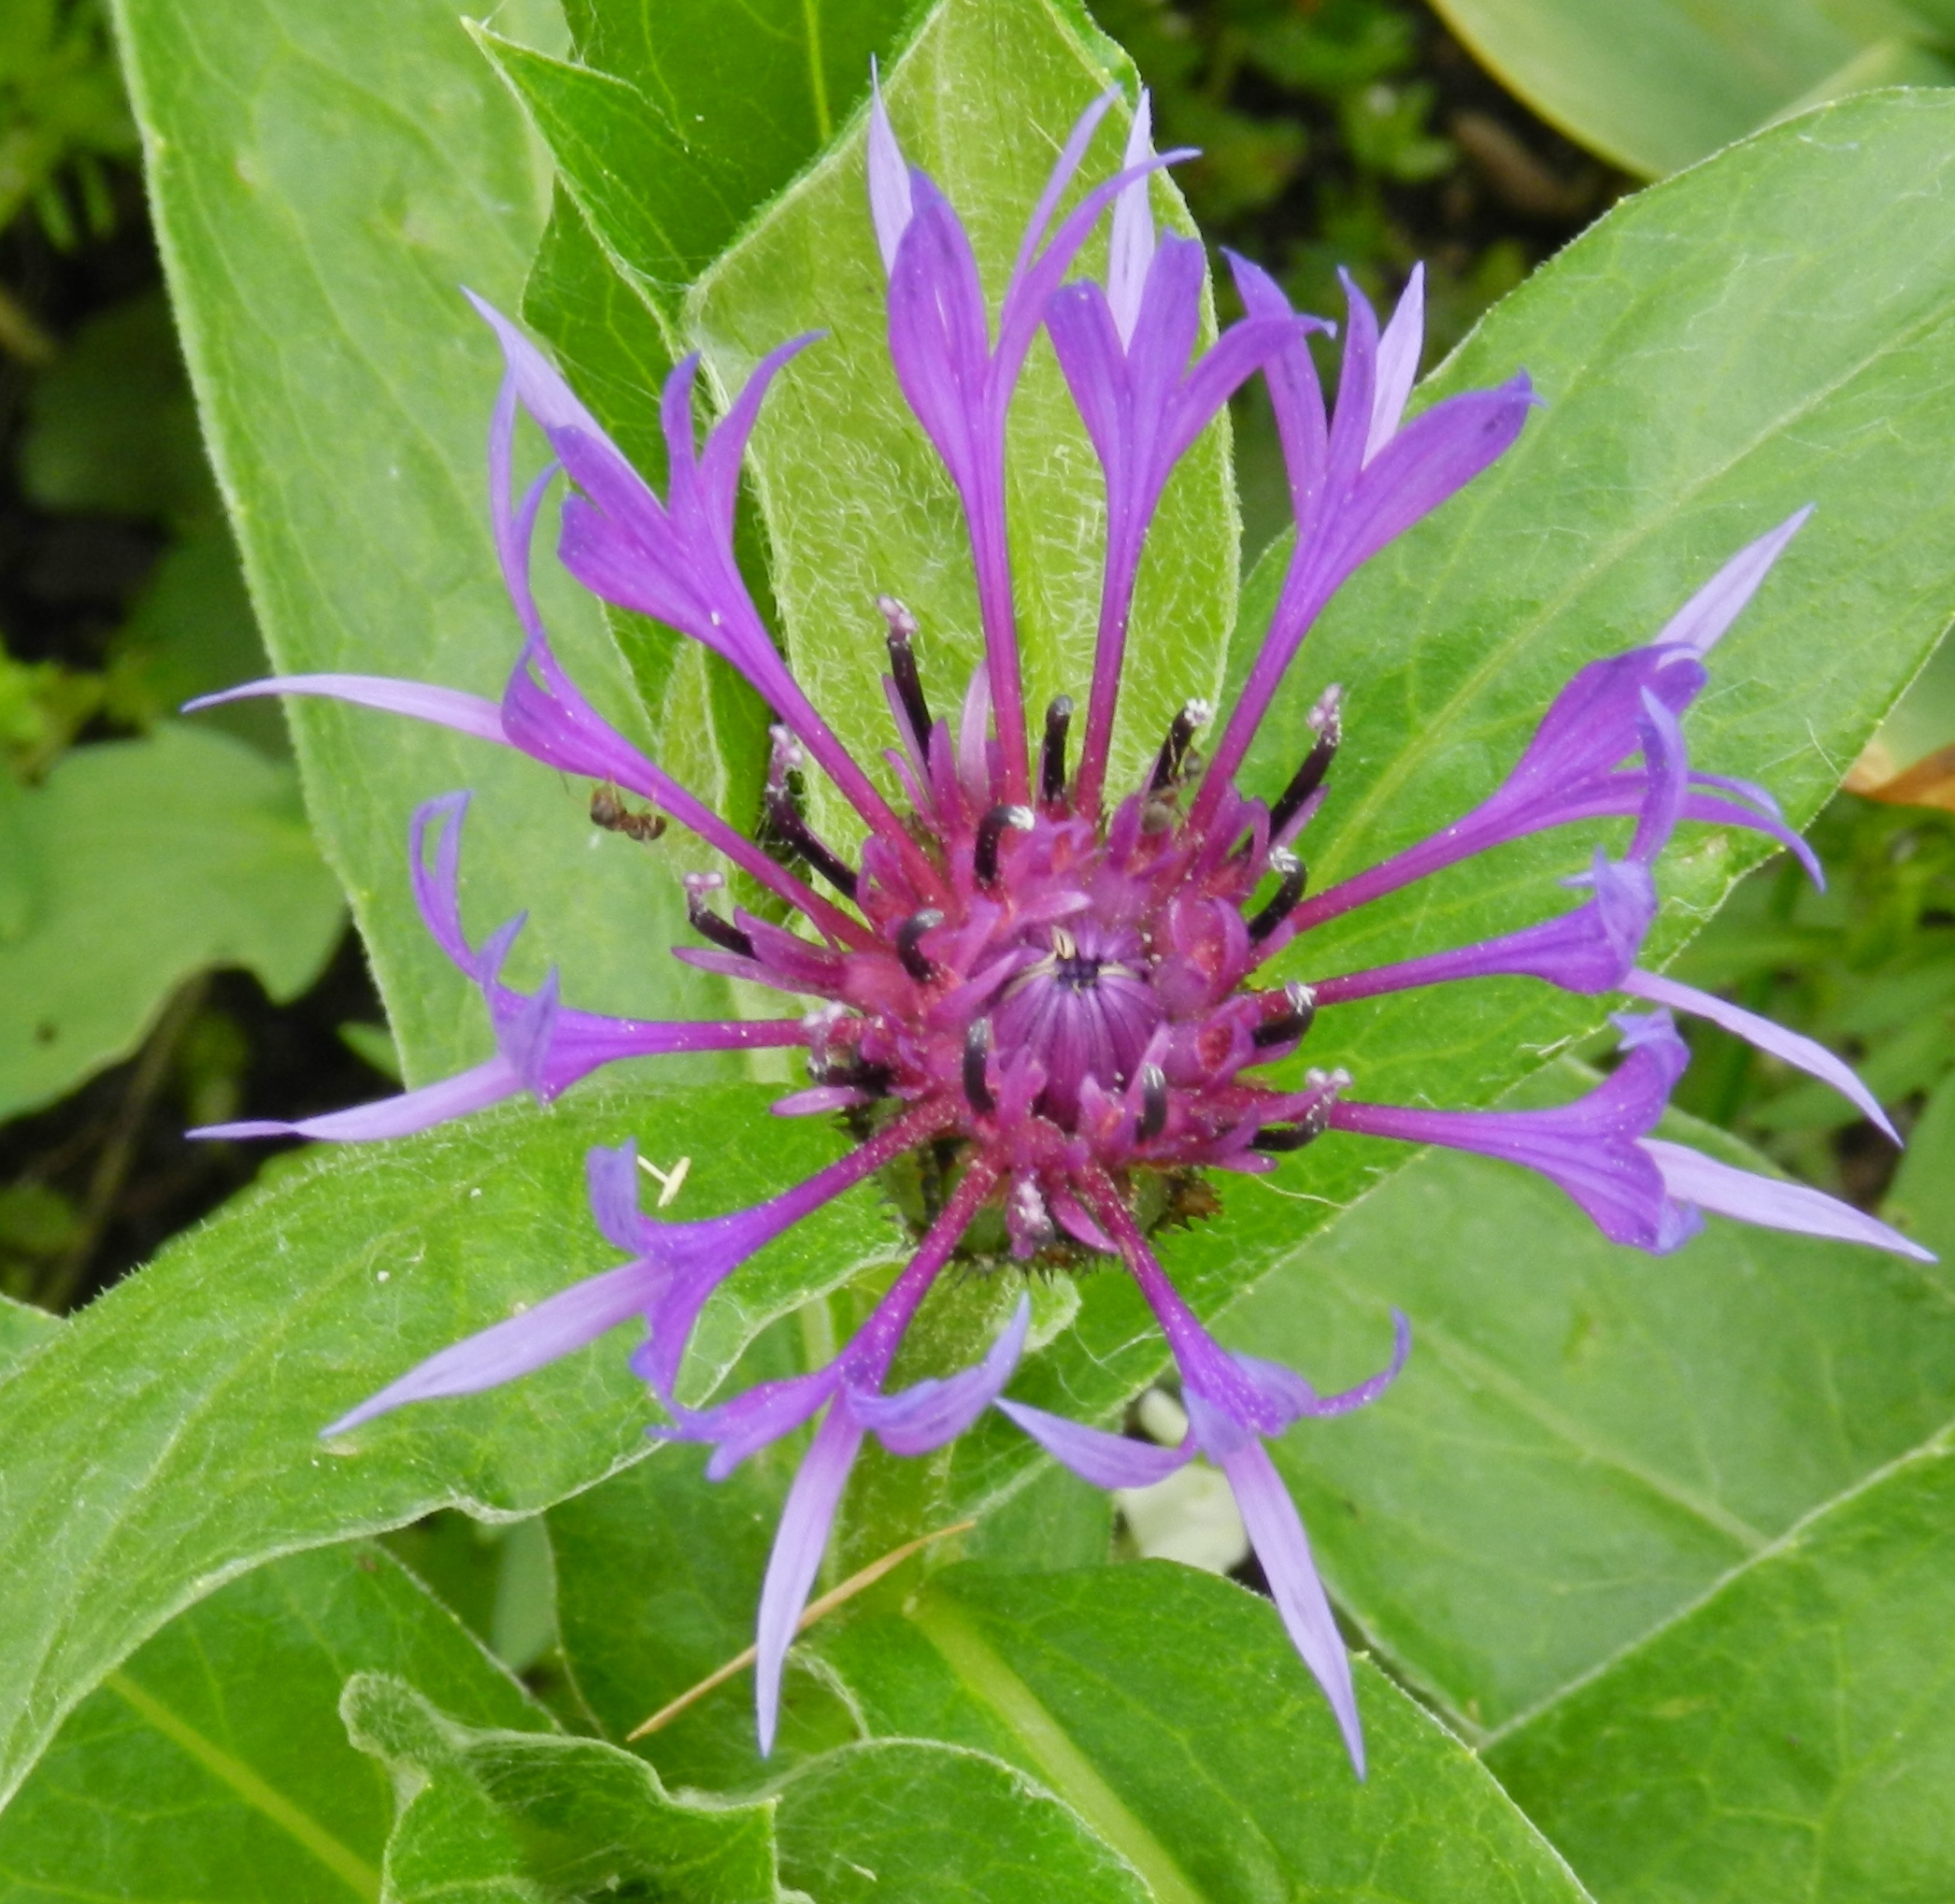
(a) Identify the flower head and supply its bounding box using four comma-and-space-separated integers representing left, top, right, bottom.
193, 84, 1929, 1775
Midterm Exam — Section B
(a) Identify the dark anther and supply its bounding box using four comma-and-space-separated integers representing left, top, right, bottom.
1248, 851, 1307, 943
1149, 699, 1212, 793
963, 1017, 996, 1115
878, 595, 933, 751
895, 909, 944, 982
1252, 981, 1318, 1050
687, 889, 754, 959
974, 804, 1035, 885
1135, 1064, 1168, 1142
1040, 695, 1074, 805
1251, 1097, 1334, 1152
590, 783, 667, 843
820, 1055, 894, 1098
763, 784, 860, 899
1268, 688, 1343, 837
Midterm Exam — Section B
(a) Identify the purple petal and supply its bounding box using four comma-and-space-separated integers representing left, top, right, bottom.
1312, 852, 1654, 1003
1331, 1014, 1701, 1253
995, 1398, 1192, 1487
1219, 1440, 1364, 1778
1106, 91, 1156, 345
184, 675, 507, 745
1234, 1309, 1412, 1423
849, 1296, 1031, 1455
1324, 374, 1535, 581
586, 1140, 649, 1254
654, 1365, 838, 1480
321, 1254, 664, 1438
866, 64, 913, 272
1655, 508, 1813, 654
754, 1407, 864, 1756
1625, 968, 1897, 1143
193, 1057, 521, 1144
1641, 1138, 1934, 1262
1363, 263, 1423, 465
626, 1109, 945, 1403
1225, 251, 1331, 534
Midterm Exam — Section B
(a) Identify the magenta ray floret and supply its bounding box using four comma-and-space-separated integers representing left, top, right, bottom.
193, 84, 1930, 1774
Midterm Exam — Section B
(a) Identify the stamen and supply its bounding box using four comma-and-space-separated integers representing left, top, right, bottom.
1251, 1095, 1334, 1152
684, 872, 755, 958
764, 783, 861, 900
1248, 850, 1307, 942
819, 1055, 894, 1098
1252, 981, 1318, 1050
974, 804, 1035, 885
963, 1017, 996, 1114
1040, 695, 1073, 806
1135, 1064, 1167, 1141
895, 909, 944, 981
878, 594, 932, 752
1150, 698, 1212, 793
1268, 685, 1342, 837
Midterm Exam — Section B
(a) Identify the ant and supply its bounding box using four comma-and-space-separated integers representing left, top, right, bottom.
590, 782, 667, 844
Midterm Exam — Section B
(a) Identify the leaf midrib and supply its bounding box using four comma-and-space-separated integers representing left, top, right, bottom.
1318, 141, 1955, 883
906, 1591, 1207, 1904
105, 1668, 380, 1899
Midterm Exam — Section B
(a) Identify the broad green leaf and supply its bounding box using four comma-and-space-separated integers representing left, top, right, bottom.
343, 1675, 791, 1904
109, 0, 734, 1078
555, 0, 916, 241
0, 724, 343, 1119
1485, 1433, 1955, 1902
0, 1084, 904, 1811
771, 1739, 1155, 1904
479, 0, 914, 335
1428, 0, 1953, 178
1217, 1071, 1955, 1734
478, 0, 920, 884
0, 1541, 546, 1903
547, 1367, 1110, 1792
1242, 91, 1955, 1116
0, 1295, 58, 1373
549, 1401, 863, 1793
688, 0, 1241, 843
812, 1561, 1593, 1902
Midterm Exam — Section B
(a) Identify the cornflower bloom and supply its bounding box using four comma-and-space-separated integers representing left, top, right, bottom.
194, 86, 1928, 1776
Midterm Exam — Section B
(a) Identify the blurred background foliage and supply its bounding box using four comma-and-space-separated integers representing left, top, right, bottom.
0, 0, 1949, 1374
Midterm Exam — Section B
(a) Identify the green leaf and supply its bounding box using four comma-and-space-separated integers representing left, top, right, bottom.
0, 1541, 546, 1903
0, 723, 344, 1119
1241, 91, 1955, 1113
0, 1295, 59, 1374
479, 0, 921, 878
771, 1739, 1155, 1904
687, 0, 1241, 844
1484, 1433, 1955, 1902
549, 1403, 863, 1793
343, 1675, 791, 1904
812, 1561, 1593, 1902
109, 0, 731, 1077
0, 1083, 905, 1811
1214, 1070, 1955, 1735
1427, 0, 1953, 179
547, 1359, 1109, 1794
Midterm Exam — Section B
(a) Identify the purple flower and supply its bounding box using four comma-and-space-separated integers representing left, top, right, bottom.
193, 85, 1929, 1774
